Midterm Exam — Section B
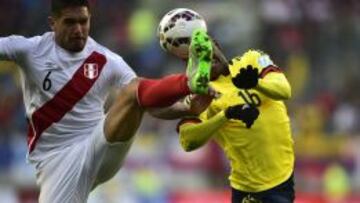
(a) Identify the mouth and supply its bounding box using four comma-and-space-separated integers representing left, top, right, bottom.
71, 37, 86, 42
67, 37, 86, 52
71, 37, 85, 41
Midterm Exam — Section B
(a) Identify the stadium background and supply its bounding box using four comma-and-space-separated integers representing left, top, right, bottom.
0, 0, 359, 202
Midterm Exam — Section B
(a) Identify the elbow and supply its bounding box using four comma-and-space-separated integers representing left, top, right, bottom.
282, 84, 292, 100
285, 91, 292, 100
279, 89, 291, 100
182, 143, 199, 152
281, 77, 292, 100
180, 138, 200, 152
179, 134, 201, 152
275, 83, 292, 101
268, 91, 291, 101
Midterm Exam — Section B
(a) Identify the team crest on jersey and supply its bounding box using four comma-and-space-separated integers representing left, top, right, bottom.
84, 63, 99, 79
257, 54, 274, 68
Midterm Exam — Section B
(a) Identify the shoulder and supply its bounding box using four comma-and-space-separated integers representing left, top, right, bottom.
0, 32, 52, 58
232, 49, 274, 68
36, 32, 54, 45
87, 38, 136, 81
87, 37, 127, 66
32, 32, 56, 53
229, 49, 275, 77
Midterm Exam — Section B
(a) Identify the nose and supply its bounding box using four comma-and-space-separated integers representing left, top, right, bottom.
73, 23, 83, 35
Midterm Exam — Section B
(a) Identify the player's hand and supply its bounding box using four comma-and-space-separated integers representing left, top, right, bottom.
231, 65, 259, 89
225, 104, 259, 128
207, 85, 221, 98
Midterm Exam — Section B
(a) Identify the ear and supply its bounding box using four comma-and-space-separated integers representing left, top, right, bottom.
48, 16, 55, 31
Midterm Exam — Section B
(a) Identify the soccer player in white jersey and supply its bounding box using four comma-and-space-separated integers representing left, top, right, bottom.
0, 0, 215, 202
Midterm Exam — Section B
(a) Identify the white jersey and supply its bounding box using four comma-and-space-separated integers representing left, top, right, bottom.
0, 32, 136, 162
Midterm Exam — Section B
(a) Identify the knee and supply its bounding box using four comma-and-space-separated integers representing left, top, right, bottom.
104, 78, 144, 143
104, 108, 143, 143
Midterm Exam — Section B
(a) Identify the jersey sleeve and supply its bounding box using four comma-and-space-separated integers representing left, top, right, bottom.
0, 35, 32, 62
230, 50, 291, 101
255, 51, 292, 100
108, 54, 137, 88
178, 110, 228, 152
257, 69, 291, 100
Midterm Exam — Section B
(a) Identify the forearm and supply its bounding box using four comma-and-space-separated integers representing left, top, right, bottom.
179, 111, 227, 152
255, 73, 291, 100
148, 94, 213, 120
148, 101, 193, 120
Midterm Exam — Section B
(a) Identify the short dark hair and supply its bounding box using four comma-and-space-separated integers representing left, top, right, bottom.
51, 0, 90, 16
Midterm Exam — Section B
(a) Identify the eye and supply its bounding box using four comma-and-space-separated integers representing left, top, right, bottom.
62, 17, 88, 26
63, 18, 76, 25
79, 18, 88, 25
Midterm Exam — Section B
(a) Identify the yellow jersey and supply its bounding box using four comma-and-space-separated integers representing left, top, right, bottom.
181, 50, 294, 192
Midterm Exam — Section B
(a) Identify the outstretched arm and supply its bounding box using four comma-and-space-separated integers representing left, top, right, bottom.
0, 35, 34, 62
148, 94, 213, 120
147, 102, 190, 120
179, 104, 259, 151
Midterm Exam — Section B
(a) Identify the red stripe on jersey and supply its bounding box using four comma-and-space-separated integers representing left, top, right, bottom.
259, 65, 282, 78
27, 51, 107, 152
176, 118, 202, 133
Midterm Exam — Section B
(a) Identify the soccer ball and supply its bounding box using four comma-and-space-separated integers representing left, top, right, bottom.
158, 8, 207, 59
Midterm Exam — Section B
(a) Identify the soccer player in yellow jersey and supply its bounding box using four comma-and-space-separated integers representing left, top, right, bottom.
178, 47, 295, 203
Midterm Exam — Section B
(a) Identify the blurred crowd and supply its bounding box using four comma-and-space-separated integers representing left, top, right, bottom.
0, 0, 359, 202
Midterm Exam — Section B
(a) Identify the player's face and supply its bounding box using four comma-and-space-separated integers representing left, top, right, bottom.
49, 6, 90, 52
